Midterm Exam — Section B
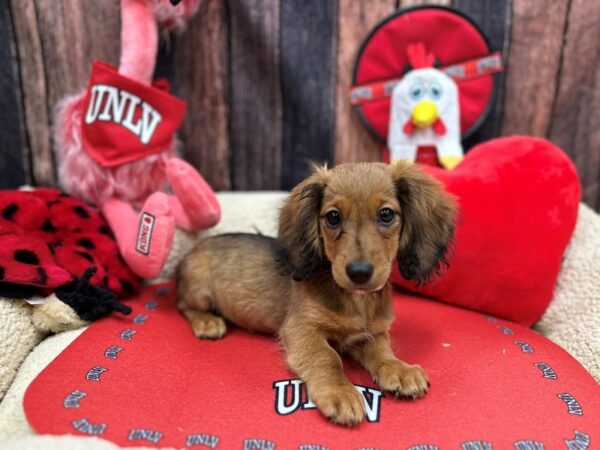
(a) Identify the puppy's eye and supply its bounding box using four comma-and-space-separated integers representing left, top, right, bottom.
377, 208, 395, 225
325, 210, 342, 228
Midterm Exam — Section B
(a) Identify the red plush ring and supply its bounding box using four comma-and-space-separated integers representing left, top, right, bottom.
352, 5, 499, 142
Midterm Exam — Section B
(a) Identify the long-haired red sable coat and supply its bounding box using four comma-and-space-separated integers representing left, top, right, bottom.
178, 162, 456, 426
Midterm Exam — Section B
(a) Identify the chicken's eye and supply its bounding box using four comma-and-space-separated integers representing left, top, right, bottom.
409, 82, 425, 101
430, 82, 443, 100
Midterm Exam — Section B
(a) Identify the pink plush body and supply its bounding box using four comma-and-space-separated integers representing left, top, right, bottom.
54, 0, 217, 279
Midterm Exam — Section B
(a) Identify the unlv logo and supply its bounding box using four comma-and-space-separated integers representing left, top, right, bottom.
120, 328, 137, 340
128, 428, 163, 444
272, 379, 383, 423
533, 362, 557, 380
85, 366, 107, 382
557, 393, 583, 415
72, 418, 106, 435
63, 390, 87, 409
565, 431, 591, 450
84, 84, 162, 145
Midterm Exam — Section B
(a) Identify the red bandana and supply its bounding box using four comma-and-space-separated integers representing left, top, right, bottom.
81, 61, 186, 168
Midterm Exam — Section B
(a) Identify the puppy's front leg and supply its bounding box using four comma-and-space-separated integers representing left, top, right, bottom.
282, 326, 365, 426
350, 333, 429, 399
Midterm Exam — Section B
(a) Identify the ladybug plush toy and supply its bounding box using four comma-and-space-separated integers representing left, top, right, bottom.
0, 188, 139, 332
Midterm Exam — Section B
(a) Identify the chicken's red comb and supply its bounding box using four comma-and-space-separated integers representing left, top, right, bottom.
407, 43, 435, 69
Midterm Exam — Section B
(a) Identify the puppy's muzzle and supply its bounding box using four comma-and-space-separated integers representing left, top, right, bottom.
345, 262, 374, 285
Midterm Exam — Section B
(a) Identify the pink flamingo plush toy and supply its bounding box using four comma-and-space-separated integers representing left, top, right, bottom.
54, 0, 220, 280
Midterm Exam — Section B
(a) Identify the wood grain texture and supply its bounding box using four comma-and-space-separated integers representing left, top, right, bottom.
280, 0, 337, 190
34, 0, 120, 108
175, 0, 230, 191
3, 0, 600, 209
454, 0, 511, 149
548, 0, 600, 210
334, 0, 395, 165
501, 0, 569, 136
10, 0, 53, 185
10, 0, 120, 186
228, 0, 282, 190
154, 38, 178, 87
0, 0, 28, 188
399, 0, 451, 7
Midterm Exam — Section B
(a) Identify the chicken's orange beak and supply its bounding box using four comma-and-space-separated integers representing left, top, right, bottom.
411, 100, 438, 127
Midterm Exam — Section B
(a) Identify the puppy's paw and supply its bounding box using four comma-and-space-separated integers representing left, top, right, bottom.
191, 314, 227, 339
311, 384, 365, 427
374, 360, 429, 399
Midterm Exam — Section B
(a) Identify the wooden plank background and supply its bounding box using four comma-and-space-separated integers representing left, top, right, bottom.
175, 0, 230, 190
1, 0, 599, 211
0, 0, 28, 189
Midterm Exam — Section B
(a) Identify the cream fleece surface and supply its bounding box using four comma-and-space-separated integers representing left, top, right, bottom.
534, 203, 600, 382
0, 300, 42, 402
0, 435, 174, 450
0, 328, 84, 438
0, 193, 598, 446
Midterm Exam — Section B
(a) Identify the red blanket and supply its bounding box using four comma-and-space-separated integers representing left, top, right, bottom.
24, 283, 600, 448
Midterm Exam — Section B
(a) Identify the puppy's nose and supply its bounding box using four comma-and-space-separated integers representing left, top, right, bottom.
346, 262, 374, 284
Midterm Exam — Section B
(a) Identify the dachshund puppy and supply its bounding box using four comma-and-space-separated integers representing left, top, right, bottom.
178, 162, 456, 426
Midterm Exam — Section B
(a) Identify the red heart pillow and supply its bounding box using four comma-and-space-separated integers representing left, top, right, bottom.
392, 136, 581, 326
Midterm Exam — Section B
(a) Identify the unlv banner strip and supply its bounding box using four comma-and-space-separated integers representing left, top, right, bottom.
350, 52, 503, 106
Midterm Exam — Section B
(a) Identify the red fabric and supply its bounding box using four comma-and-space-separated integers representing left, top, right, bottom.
25, 282, 600, 448
403, 119, 416, 134
354, 7, 494, 140
406, 43, 435, 69
81, 60, 186, 168
432, 117, 447, 135
392, 136, 581, 325
0, 189, 139, 296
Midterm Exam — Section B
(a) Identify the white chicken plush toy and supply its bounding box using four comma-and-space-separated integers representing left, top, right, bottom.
388, 44, 463, 170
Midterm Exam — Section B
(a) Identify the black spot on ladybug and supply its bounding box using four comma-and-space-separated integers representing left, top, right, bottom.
47, 243, 55, 255
14, 250, 40, 265
74, 251, 94, 263
37, 267, 48, 285
99, 225, 113, 237
72, 206, 90, 218
42, 219, 57, 232
73, 228, 82, 232
2, 203, 19, 220
76, 238, 96, 250
120, 279, 134, 294
0, 266, 5, 281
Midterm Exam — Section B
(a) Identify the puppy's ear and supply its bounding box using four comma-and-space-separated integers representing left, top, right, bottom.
278, 167, 328, 281
392, 162, 457, 284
